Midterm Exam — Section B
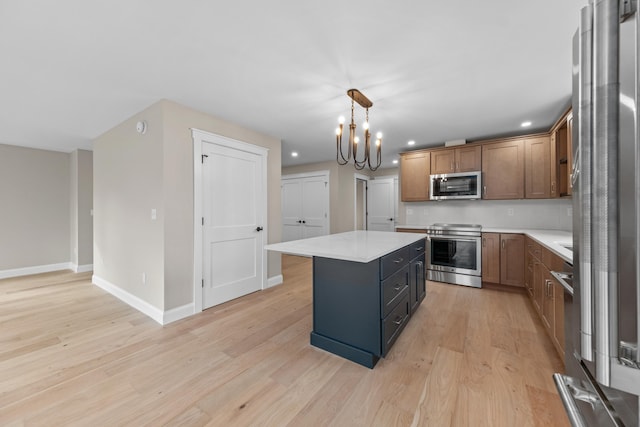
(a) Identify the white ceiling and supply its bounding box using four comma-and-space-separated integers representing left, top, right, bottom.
0, 1, 585, 168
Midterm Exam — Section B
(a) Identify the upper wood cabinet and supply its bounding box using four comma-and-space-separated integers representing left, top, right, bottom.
430, 145, 481, 174
524, 135, 552, 198
400, 151, 430, 202
481, 139, 525, 199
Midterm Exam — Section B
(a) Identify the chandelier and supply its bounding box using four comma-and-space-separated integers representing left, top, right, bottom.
335, 89, 382, 171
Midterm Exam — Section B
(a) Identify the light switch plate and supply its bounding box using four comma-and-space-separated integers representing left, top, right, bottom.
151, 209, 157, 220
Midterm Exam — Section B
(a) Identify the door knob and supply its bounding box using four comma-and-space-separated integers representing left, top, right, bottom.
256, 226, 264, 232
302, 220, 306, 224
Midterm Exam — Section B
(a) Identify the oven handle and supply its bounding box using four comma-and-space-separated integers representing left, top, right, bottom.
426, 234, 481, 242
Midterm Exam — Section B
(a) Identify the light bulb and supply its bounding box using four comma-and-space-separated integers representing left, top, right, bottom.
363, 121, 370, 130
376, 132, 383, 139
354, 136, 360, 144
338, 116, 345, 124
336, 127, 341, 136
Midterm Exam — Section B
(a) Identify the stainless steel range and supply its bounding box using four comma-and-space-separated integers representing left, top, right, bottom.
424, 223, 482, 288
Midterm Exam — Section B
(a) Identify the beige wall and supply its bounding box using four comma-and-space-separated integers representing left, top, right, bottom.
93, 99, 282, 312
0, 144, 71, 271
93, 102, 166, 309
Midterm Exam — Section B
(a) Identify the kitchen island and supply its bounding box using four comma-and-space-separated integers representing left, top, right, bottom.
265, 231, 427, 368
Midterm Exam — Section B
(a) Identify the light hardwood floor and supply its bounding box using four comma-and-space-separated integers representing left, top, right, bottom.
0, 255, 569, 426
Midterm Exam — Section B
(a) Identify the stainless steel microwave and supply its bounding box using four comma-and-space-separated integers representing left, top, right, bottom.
430, 171, 482, 200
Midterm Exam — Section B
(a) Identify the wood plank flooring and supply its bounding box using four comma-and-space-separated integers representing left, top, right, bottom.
0, 255, 570, 426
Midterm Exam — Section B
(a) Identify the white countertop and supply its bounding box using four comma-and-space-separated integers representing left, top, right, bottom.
265, 230, 427, 263
395, 225, 573, 264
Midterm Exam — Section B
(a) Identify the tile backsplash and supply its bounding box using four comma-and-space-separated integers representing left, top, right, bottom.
401, 198, 572, 231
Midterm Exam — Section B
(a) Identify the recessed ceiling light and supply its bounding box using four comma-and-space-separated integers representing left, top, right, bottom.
392, 159, 398, 164
521, 121, 532, 127
407, 140, 415, 146
291, 152, 298, 157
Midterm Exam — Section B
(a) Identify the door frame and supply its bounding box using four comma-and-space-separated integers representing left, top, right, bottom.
354, 173, 369, 230
192, 128, 269, 313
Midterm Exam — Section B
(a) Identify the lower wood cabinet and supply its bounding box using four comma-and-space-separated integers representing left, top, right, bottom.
481, 233, 524, 287
525, 236, 566, 361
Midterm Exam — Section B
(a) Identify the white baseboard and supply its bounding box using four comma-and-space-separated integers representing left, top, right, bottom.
163, 303, 195, 324
0, 262, 72, 280
92, 275, 196, 325
266, 274, 283, 289
71, 263, 94, 273
92, 275, 164, 325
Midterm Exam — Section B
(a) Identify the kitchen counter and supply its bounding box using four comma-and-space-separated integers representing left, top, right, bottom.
395, 225, 572, 264
265, 230, 427, 263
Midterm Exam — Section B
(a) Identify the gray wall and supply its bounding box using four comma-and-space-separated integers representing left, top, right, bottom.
0, 144, 70, 270
69, 149, 93, 267
93, 99, 282, 312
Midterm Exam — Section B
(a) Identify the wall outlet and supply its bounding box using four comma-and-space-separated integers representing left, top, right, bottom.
407, 208, 414, 215
567, 207, 573, 216
507, 208, 514, 216
142, 272, 146, 285
151, 209, 157, 220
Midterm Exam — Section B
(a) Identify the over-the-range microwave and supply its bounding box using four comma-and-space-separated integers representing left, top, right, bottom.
430, 171, 482, 200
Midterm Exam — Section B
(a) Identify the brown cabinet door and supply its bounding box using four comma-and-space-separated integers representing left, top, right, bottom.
499, 234, 524, 286
553, 280, 565, 359
481, 233, 500, 284
455, 145, 482, 172
525, 251, 534, 299
482, 140, 525, 199
541, 267, 554, 331
400, 152, 430, 201
533, 260, 543, 314
430, 149, 455, 174
524, 136, 551, 199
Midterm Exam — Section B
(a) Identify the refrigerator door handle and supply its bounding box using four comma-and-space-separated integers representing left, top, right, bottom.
553, 374, 590, 427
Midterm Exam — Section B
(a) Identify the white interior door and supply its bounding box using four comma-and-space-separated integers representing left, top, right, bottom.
281, 179, 303, 242
368, 178, 395, 232
281, 172, 329, 241
202, 141, 265, 309
301, 176, 328, 238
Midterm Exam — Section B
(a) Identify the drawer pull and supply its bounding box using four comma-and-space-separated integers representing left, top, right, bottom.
415, 246, 424, 251
393, 284, 403, 291
393, 258, 404, 264
393, 316, 403, 325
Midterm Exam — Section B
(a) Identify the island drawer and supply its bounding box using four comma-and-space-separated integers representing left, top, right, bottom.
381, 265, 409, 318
381, 246, 410, 279
409, 238, 426, 257
382, 292, 410, 356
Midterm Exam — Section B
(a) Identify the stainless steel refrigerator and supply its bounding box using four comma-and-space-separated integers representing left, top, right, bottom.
553, 0, 640, 425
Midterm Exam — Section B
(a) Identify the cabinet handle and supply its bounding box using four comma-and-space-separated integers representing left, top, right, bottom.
393, 258, 404, 264
456, 162, 460, 170
501, 240, 505, 250
482, 238, 486, 247
483, 185, 487, 197
551, 181, 556, 193
393, 316, 403, 325
394, 284, 403, 291
415, 246, 424, 251
450, 161, 454, 171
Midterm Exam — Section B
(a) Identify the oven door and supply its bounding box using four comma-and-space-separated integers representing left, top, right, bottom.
427, 234, 481, 276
